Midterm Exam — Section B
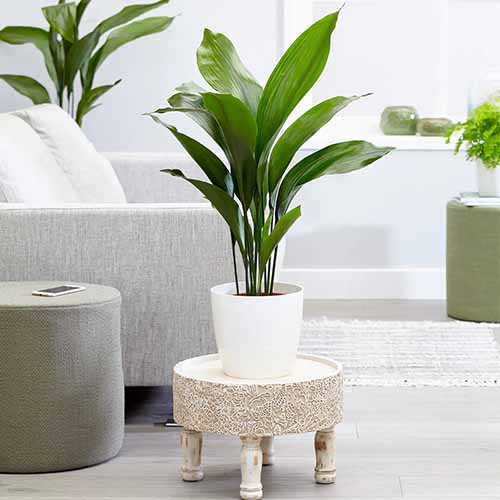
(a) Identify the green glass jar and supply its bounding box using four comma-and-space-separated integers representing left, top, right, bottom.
380, 106, 419, 135
417, 117, 453, 137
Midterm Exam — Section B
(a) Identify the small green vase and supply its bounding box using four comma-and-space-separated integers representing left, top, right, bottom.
417, 117, 453, 137
380, 106, 419, 135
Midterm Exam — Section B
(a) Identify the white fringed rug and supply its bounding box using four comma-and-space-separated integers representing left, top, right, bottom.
299, 319, 500, 387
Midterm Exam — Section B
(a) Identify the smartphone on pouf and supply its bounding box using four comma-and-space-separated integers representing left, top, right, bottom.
32, 285, 86, 297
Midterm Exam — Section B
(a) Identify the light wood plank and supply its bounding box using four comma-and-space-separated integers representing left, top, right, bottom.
401, 474, 500, 497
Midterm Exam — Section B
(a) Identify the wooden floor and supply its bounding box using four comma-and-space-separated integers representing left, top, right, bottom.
2, 300, 500, 499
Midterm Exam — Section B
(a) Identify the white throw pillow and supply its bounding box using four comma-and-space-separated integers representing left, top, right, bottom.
0, 115, 80, 204
13, 104, 127, 203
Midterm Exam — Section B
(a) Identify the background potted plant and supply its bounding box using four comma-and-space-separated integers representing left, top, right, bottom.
447, 101, 500, 197
149, 9, 393, 379
0, 0, 173, 125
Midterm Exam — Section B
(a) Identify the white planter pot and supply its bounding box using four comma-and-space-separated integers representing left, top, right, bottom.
477, 160, 500, 197
211, 282, 304, 379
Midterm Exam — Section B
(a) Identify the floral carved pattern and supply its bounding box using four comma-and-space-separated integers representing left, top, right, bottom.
173, 369, 343, 437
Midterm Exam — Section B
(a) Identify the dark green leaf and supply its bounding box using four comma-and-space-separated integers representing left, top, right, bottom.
0, 74, 51, 105
161, 169, 246, 257
42, 3, 77, 43
259, 206, 301, 279
76, 0, 92, 26
96, 0, 171, 33
149, 115, 233, 194
0, 27, 58, 86
197, 29, 262, 116
277, 141, 393, 216
268, 95, 362, 193
88, 16, 173, 77
76, 79, 121, 125
156, 92, 228, 153
203, 92, 257, 208
256, 11, 340, 159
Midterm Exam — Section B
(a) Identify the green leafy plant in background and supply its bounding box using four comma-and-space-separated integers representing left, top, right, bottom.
0, 0, 174, 125
148, 9, 393, 296
446, 101, 500, 168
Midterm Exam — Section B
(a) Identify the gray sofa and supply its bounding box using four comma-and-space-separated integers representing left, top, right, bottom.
0, 153, 234, 386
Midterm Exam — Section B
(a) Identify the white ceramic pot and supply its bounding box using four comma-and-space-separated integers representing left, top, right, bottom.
211, 282, 304, 379
477, 160, 500, 197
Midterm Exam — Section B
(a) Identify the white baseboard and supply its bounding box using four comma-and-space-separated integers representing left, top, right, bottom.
279, 268, 446, 300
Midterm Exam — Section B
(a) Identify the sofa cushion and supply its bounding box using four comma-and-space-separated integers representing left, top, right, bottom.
0, 115, 80, 204
13, 104, 127, 203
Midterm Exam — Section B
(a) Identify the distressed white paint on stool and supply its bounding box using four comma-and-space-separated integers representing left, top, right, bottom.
314, 427, 336, 484
240, 436, 263, 500
261, 436, 275, 466
181, 430, 203, 482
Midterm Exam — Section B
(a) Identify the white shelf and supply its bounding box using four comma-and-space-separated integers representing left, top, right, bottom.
302, 116, 460, 151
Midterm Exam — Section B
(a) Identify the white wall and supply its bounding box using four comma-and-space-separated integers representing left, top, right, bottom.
0, 1, 476, 299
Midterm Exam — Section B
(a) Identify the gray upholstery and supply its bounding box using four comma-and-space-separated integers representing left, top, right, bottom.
0, 154, 235, 386
0, 282, 124, 473
107, 152, 206, 203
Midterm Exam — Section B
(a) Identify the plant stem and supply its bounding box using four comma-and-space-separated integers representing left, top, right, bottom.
243, 211, 255, 295
265, 211, 276, 295
244, 261, 249, 294
269, 247, 279, 294
230, 234, 240, 295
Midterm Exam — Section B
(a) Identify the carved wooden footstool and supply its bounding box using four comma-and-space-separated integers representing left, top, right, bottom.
173, 354, 343, 500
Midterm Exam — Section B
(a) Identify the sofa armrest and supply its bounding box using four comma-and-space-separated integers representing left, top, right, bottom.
105, 152, 207, 204
0, 203, 234, 386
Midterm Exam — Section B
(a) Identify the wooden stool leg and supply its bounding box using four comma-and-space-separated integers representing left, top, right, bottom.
181, 429, 204, 482
240, 436, 263, 500
261, 436, 275, 466
314, 427, 336, 484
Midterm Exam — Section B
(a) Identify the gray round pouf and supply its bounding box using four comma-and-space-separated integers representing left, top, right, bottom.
0, 282, 124, 473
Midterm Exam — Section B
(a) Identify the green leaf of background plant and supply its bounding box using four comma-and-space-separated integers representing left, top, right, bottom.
96, 0, 170, 33
85, 16, 173, 89
48, 27, 66, 101
268, 95, 362, 194
0, 27, 58, 86
161, 169, 246, 257
196, 29, 262, 117
0, 74, 51, 105
76, 79, 121, 125
76, 0, 92, 26
277, 141, 393, 216
256, 11, 340, 159
65, 29, 101, 91
80, 3, 172, 91
259, 205, 301, 281
149, 115, 233, 194
203, 92, 257, 208
42, 3, 77, 43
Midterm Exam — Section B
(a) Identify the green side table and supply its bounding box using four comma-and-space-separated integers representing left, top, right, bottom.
447, 200, 500, 322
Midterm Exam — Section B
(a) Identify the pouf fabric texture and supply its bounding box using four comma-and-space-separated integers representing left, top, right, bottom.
0, 282, 124, 473
447, 201, 500, 322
